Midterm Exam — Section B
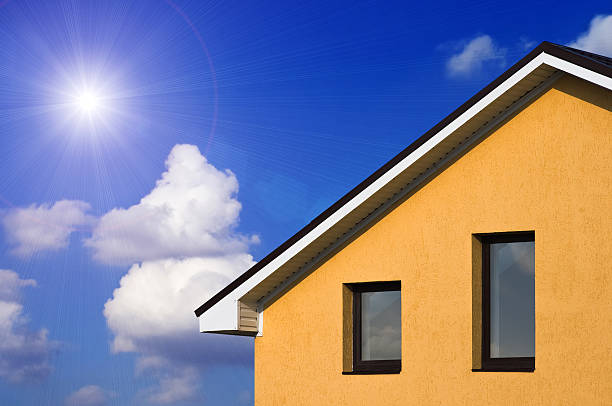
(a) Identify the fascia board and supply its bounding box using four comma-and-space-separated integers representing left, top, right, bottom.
541, 54, 612, 90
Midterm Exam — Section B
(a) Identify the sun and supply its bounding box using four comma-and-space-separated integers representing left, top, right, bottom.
57, 76, 122, 133
76, 91, 101, 112
73, 89, 104, 115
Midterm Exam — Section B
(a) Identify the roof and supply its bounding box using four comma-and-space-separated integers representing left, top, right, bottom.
195, 42, 612, 322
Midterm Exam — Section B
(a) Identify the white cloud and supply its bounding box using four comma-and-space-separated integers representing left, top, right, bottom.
519, 36, 537, 51
104, 255, 253, 353
86, 144, 257, 265
0, 268, 36, 301
141, 366, 200, 405
65, 385, 114, 406
103, 256, 254, 403
0, 269, 55, 383
568, 15, 612, 56
3, 144, 256, 400
2, 200, 94, 257
99, 144, 256, 403
446, 35, 506, 77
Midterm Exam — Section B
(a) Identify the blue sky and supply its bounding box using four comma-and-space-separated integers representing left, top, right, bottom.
0, 1, 610, 405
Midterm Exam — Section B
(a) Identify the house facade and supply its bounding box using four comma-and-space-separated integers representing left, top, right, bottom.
195, 43, 612, 405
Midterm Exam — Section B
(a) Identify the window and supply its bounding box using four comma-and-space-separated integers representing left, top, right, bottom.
480, 231, 535, 371
345, 281, 401, 374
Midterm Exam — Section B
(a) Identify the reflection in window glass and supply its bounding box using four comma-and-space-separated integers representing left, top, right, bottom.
490, 241, 535, 358
361, 290, 401, 361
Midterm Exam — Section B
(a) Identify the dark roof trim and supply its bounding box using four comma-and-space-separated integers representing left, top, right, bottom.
195, 42, 611, 317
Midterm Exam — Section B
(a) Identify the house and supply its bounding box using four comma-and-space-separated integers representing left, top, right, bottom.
195, 42, 612, 405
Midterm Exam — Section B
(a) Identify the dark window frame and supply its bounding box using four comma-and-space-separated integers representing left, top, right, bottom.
349, 281, 401, 374
479, 231, 535, 372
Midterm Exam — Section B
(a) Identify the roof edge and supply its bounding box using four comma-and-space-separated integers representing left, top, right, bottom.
195, 41, 611, 318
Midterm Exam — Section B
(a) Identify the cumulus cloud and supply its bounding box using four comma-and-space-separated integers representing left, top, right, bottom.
99, 144, 256, 403
0, 269, 55, 383
103, 251, 254, 404
65, 385, 114, 406
568, 15, 612, 56
104, 255, 254, 353
446, 35, 506, 77
4, 144, 256, 401
85, 144, 257, 265
2, 200, 94, 257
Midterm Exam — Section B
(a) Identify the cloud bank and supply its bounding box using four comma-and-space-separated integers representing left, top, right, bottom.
446, 35, 506, 77
2, 200, 94, 257
0, 144, 255, 402
568, 15, 612, 56
97, 145, 256, 403
0, 269, 55, 383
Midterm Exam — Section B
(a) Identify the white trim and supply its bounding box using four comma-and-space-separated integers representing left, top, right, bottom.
541, 54, 612, 90
256, 307, 263, 337
197, 53, 611, 334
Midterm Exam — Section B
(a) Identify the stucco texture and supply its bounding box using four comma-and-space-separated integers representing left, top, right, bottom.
254, 75, 612, 405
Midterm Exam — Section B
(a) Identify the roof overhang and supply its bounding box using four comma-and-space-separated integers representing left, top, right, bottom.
195, 43, 612, 336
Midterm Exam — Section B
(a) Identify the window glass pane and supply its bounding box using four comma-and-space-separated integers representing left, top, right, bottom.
361, 290, 401, 360
490, 241, 535, 358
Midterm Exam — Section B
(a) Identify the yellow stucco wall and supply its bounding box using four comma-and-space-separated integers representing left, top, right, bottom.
254, 75, 612, 405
